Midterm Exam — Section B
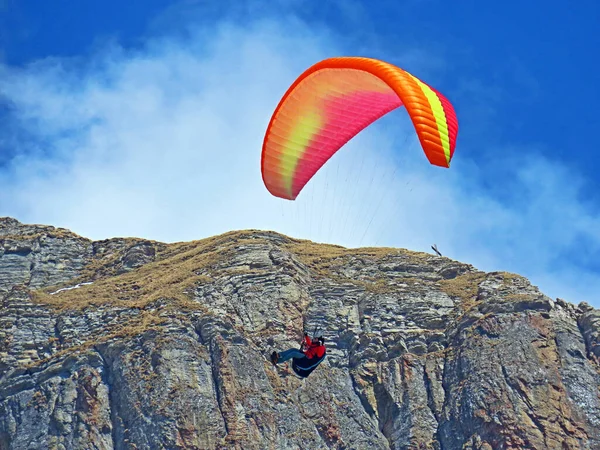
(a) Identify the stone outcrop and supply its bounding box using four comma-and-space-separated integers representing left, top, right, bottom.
1, 217, 599, 449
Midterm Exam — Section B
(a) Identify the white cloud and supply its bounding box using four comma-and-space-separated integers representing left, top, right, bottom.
0, 13, 598, 307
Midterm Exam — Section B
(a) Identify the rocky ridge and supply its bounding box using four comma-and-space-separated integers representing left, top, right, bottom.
0, 216, 599, 449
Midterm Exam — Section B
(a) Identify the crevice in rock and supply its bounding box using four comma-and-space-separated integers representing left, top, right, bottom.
209, 348, 230, 436
553, 334, 564, 368
373, 381, 401, 449
193, 320, 229, 437
435, 344, 453, 450
350, 372, 377, 419
2, 248, 31, 257
500, 364, 547, 448
94, 345, 120, 450
576, 311, 600, 366
53, 318, 65, 349
576, 316, 591, 359
423, 362, 440, 423
47, 383, 63, 443
27, 260, 35, 286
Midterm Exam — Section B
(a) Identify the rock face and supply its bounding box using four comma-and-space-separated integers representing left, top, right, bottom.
1, 216, 599, 449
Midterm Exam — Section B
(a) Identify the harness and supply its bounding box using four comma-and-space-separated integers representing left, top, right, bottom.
291, 349, 327, 378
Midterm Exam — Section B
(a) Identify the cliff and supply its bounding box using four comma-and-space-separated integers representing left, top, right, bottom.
1, 216, 599, 449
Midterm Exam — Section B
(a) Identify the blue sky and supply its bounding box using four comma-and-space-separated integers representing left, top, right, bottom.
0, 0, 599, 306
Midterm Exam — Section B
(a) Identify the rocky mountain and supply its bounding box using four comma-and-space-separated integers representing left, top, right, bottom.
0, 216, 599, 450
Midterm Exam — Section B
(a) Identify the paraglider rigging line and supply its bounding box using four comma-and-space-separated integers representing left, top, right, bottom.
339, 141, 368, 243
360, 165, 399, 246
348, 134, 386, 244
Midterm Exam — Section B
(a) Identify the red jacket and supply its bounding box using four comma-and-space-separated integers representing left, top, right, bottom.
303, 335, 326, 359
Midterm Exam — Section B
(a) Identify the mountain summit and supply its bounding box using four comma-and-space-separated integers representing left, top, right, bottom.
1, 217, 599, 449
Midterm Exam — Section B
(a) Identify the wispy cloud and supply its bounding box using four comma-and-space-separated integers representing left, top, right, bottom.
0, 12, 598, 306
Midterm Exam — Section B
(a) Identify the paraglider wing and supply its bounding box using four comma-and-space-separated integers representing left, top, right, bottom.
261, 56, 458, 200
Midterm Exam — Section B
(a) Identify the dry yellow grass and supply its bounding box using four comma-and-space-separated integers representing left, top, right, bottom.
31, 231, 245, 312
25, 227, 485, 318
31, 229, 306, 312
0, 226, 88, 241
505, 293, 534, 303
285, 240, 413, 265
283, 239, 430, 288
500, 271, 527, 283
28, 228, 441, 311
438, 272, 487, 310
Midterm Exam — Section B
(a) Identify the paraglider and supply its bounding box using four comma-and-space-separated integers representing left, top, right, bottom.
271, 332, 327, 378
261, 56, 459, 200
